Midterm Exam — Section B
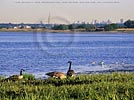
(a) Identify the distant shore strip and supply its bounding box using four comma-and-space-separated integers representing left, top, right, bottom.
0, 28, 134, 33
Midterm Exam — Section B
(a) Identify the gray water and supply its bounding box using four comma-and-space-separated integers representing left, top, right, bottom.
0, 32, 134, 78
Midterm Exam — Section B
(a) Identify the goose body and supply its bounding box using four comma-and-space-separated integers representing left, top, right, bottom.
67, 61, 75, 77
46, 72, 66, 79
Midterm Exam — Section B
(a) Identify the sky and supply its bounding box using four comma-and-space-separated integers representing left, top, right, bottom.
0, 0, 134, 24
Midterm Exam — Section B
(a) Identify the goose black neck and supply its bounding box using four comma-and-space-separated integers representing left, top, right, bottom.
20, 70, 23, 75
68, 62, 72, 70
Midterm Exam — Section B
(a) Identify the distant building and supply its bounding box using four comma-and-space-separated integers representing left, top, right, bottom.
120, 19, 124, 24
94, 20, 99, 24
117, 19, 125, 28
75, 21, 81, 24
45, 24, 54, 29
107, 19, 112, 24
87, 22, 90, 25
81, 21, 86, 24
40, 21, 43, 24
100, 21, 107, 25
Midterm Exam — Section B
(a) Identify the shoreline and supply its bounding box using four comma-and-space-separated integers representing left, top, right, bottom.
0, 28, 134, 33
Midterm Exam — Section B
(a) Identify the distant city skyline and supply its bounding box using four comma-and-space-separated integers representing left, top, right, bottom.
0, 0, 134, 24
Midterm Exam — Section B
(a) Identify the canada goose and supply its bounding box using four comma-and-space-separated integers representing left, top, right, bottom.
6, 69, 25, 81
46, 61, 75, 79
67, 61, 75, 77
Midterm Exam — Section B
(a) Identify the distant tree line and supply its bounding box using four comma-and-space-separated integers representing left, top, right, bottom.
52, 24, 97, 31
0, 19, 134, 31
52, 19, 134, 31
52, 24, 119, 31
124, 20, 134, 28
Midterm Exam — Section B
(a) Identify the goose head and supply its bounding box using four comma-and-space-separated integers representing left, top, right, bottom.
68, 61, 72, 64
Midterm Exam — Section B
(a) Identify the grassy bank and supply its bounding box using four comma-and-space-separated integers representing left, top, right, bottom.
0, 73, 134, 100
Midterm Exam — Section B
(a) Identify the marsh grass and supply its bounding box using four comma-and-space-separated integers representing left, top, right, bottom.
23, 74, 35, 80
0, 72, 134, 100
0, 76, 4, 80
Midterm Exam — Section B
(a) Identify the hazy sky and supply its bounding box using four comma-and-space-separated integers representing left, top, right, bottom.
0, 0, 134, 24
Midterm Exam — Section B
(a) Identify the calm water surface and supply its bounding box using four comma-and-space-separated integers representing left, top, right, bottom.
0, 32, 134, 78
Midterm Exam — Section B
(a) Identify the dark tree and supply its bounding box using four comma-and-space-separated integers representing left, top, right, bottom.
124, 20, 134, 28
53, 25, 69, 30
86, 24, 96, 31
77, 24, 89, 29
104, 24, 118, 31
68, 24, 76, 29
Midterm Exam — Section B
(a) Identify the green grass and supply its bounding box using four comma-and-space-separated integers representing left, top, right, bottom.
0, 76, 4, 80
0, 72, 134, 100
23, 74, 35, 80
